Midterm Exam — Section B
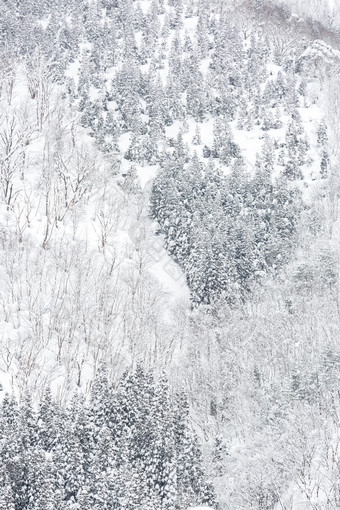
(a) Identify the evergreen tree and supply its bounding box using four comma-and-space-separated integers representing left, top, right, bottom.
317, 119, 328, 146
27, 449, 57, 510
0, 464, 15, 510
192, 125, 202, 145
37, 387, 59, 451
320, 149, 330, 178
261, 134, 275, 175
89, 363, 110, 433
283, 120, 307, 180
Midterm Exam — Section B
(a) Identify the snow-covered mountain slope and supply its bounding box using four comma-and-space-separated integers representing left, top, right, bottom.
1, 0, 340, 509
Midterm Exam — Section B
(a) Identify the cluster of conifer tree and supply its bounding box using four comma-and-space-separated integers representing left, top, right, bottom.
0, 365, 215, 510
151, 146, 302, 304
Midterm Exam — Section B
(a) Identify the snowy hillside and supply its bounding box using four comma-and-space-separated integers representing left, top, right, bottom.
1, 0, 340, 508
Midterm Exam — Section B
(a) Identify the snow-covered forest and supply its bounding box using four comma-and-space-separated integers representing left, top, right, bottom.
1, 0, 340, 508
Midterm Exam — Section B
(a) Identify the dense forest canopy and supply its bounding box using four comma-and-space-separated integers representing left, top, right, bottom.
0, 366, 215, 510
